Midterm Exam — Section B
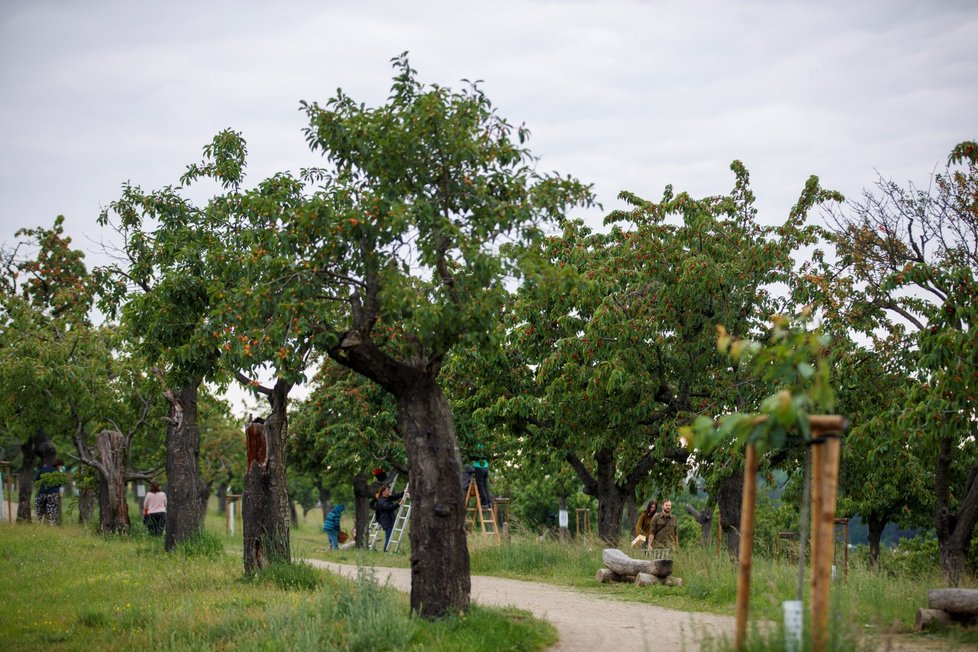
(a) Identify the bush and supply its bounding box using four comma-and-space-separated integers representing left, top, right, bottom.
884, 532, 939, 578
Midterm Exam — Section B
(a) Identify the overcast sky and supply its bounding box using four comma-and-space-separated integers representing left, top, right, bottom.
2, 0, 976, 408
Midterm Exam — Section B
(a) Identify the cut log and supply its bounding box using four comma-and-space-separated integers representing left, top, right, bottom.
916, 608, 953, 631
604, 548, 653, 575
603, 548, 674, 578
635, 573, 683, 587
928, 589, 978, 615
596, 568, 617, 583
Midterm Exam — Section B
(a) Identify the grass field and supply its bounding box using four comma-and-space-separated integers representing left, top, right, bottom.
5, 497, 977, 650
0, 511, 554, 651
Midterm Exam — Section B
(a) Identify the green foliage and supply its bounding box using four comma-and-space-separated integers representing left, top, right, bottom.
887, 533, 940, 578
685, 313, 836, 456
35, 470, 69, 490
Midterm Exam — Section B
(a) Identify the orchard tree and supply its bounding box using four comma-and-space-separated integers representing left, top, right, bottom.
0, 217, 94, 520
821, 141, 978, 583
97, 184, 226, 549
196, 55, 593, 616
833, 340, 929, 568
486, 164, 840, 545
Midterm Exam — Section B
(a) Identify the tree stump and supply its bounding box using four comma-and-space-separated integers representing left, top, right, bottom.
916, 608, 954, 631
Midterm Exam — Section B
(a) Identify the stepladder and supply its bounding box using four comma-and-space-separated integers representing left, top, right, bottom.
386, 486, 411, 553
368, 481, 411, 553
366, 473, 398, 551
465, 478, 499, 538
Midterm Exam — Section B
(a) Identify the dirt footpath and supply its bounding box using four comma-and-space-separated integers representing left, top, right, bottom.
308, 560, 735, 651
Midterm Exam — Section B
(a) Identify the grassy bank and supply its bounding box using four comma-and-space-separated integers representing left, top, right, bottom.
0, 523, 555, 651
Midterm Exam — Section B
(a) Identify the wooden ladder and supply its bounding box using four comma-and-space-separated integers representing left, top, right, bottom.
465, 478, 499, 538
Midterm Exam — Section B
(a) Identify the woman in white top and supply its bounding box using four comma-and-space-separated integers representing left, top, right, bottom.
143, 482, 167, 536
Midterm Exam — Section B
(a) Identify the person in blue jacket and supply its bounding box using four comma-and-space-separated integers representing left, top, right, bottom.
322, 503, 345, 549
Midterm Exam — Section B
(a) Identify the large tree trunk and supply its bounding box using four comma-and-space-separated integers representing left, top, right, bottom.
217, 479, 230, 515
565, 447, 655, 544
686, 500, 715, 548
17, 437, 36, 523
95, 430, 130, 534
935, 436, 978, 586
398, 375, 470, 619
17, 430, 56, 523
866, 512, 886, 570
243, 380, 292, 574
352, 474, 372, 548
78, 485, 97, 524
318, 484, 331, 525
289, 499, 299, 527
163, 381, 205, 551
594, 448, 627, 543
715, 468, 744, 559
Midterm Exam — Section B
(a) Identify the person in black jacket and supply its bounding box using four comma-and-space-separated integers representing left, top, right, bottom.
374, 485, 404, 551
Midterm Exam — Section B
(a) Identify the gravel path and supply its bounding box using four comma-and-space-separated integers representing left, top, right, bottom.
307, 560, 736, 651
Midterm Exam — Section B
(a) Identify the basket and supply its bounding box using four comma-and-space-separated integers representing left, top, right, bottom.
338, 530, 349, 544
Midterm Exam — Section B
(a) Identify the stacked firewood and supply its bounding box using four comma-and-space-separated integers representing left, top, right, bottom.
916, 589, 978, 630
595, 548, 683, 587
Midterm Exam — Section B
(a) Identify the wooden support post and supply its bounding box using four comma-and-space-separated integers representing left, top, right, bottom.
809, 439, 823, 590
735, 443, 759, 652
812, 434, 841, 651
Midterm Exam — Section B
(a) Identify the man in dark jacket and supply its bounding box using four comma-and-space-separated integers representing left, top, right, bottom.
374, 485, 404, 551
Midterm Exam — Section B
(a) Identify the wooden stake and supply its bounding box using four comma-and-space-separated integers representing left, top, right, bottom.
811, 434, 841, 652
735, 444, 759, 652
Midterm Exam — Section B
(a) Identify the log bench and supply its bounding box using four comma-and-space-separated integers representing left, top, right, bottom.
916, 589, 978, 630
596, 548, 683, 587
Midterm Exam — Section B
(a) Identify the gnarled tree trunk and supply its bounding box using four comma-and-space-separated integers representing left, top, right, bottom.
17, 430, 56, 523
17, 437, 37, 523
566, 447, 657, 544
866, 512, 886, 570
686, 499, 715, 548
399, 375, 470, 618
95, 430, 130, 534
217, 479, 230, 515
716, 468, 744, 559
163, 381, 205, 551
935, 436, 978, 586
317, 483, 331, 525
243, 379, 291, 574
352, 474, 372, 548
78, 485, 97, 524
